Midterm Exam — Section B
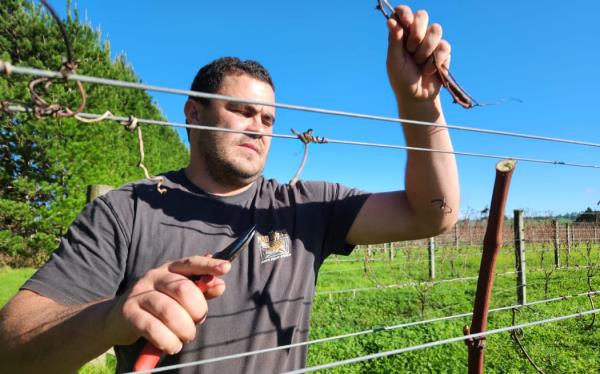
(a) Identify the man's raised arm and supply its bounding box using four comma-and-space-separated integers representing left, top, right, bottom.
347, 4, 459, 245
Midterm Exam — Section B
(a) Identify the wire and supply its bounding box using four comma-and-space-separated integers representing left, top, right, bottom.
3, 61, 600, 149
285, 308, 600, 373
316, 271, 518, 297
7, 105, 600, 169
124, 292, 599, 374
38, 0, 74, 65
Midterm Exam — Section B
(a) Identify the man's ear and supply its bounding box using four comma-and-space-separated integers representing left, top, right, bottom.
184, 99, 199, 124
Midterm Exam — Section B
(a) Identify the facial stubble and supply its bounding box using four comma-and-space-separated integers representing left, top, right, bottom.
197, 130, 264, 189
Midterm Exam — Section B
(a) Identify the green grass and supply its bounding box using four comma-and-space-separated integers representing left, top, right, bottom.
0, 267, 36, 307
0, 267, 117, 373
309, 243, 600, 373
1, 242, 598, 373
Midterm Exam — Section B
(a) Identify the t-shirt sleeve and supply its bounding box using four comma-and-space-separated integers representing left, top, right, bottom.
21, 191, 131, 305
296, 181, 370, 258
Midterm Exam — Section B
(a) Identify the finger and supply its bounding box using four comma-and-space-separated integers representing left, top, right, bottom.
200, 277, 227, 300
424, 40, 451, 77
393, 5, 414, 30
387, 17, 405, 51
414, 23, 442, 65
406, 9, 429, 53
138, 291, 199, 347
155, 275, 209, 322
387, 5, 413, 44
169, 255, 231, 278
128, 304, 184, 355
434, 40, 452, 70
192, 274, 226, 298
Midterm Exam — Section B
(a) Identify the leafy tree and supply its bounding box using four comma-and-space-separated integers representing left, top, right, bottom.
0, 0, 189, 265
576, 207, 600, 223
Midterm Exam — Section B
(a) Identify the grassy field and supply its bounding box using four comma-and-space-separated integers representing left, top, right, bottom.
0, 267, 117, 373
309, 243, 600, 373
0, 267, 36, 307
1, 242, 598, 373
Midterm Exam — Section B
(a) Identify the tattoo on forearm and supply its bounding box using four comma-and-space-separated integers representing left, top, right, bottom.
431, 197, 453, 214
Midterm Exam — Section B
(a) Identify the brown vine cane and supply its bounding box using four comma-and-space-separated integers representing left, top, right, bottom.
464, 159, 517, 374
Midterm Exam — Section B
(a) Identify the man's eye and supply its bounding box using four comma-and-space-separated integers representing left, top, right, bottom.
237, 109, 253, 117
228, 106, 246, 115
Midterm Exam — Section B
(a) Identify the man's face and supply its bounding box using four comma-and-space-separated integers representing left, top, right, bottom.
188, 74, 275, 189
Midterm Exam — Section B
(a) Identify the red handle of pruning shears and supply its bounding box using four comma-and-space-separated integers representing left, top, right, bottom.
133, 226, 256, 372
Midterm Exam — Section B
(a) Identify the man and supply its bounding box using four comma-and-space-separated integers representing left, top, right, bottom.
0, 5, 459, 373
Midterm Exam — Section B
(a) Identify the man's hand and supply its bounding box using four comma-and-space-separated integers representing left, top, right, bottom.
386, 5, 451, 107
107, 256, 231, 355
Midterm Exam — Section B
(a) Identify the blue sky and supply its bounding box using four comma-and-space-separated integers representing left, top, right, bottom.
49, 0, 599, 217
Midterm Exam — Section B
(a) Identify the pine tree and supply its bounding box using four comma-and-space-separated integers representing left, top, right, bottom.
0, 0, 189, 265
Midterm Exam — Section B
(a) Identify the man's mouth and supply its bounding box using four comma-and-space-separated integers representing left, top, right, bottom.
238, 142, 260, 155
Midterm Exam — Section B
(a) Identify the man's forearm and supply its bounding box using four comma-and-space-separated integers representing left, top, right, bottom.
0, 291, 117, 374
398, 97, 459, 234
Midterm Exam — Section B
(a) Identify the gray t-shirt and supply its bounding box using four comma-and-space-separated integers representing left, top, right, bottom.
22, 169, 370, 373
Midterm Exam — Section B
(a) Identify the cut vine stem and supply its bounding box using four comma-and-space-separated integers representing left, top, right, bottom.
465, 159, 517, 374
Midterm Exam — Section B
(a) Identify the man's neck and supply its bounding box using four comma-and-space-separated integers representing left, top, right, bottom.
184, 165, 256, 196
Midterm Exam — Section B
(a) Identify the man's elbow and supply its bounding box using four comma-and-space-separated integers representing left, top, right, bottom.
415, 209, 459, 238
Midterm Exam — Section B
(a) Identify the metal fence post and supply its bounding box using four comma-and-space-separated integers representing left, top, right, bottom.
514, 209, 527, 305
428, 237, 436, 279
389, 242, 395, 260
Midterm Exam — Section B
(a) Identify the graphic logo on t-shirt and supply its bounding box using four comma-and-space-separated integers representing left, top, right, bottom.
257, 230, 291, 264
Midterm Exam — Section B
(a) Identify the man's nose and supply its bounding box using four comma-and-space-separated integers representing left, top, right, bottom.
245, 115, 267, 138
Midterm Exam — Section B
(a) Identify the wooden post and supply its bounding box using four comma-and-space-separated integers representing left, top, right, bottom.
389, 242, 395, 260
469, 222, 473, 246
83, 185, 114, 370
367, 244, 372, 257
86, 184, 113, 203
428, 237, 436, 279
514, 209, 527, 305
553, 220, 561, 268
454, 224, 460, 249
566, 223, 572, 267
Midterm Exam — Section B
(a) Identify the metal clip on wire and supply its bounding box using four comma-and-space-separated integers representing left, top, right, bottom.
289, 128, 327, 187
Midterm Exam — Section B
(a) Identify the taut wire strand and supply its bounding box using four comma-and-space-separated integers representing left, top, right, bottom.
2, 61, 600, 149
283, 308, 600, 374
122, 290, 599, 373
6, 105, 600, 170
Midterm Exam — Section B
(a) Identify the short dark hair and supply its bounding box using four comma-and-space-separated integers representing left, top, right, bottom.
189, 57, 275, 106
